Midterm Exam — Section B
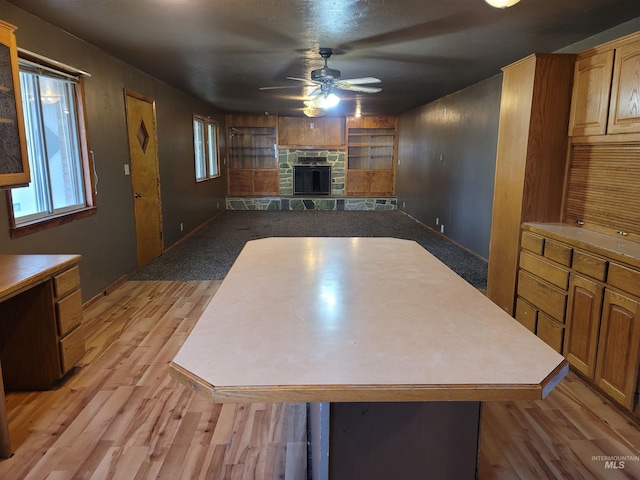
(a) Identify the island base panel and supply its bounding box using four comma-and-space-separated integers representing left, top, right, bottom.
310, 401, 481, 480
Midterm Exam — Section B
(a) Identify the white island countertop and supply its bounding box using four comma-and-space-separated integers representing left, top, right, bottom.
170, 237, 567, 403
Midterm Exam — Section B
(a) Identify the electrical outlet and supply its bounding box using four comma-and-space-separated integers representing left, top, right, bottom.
435, 217, 439, 225
402, 201, 406, 208
440, 224, 445, 234
180, 223, 184, 232
217, 202, 220, 209
124, 164, 130, 175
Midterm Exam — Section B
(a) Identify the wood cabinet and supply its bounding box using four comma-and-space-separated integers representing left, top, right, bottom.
595, 289, 640, 409
565, 274, 603, 378
515, 235, 570, 353
227, 114, 278, 196
567, 51, 614, 136
607, 38, 640, 134
228, 169, 278, 196
0, 20, 30, 188
278, 117, 344, 147
0, 255, 85, 391
568, 32, 640, 137
519, 223, 640, 413
487, 54, 576, 315
345, 115, 396, 196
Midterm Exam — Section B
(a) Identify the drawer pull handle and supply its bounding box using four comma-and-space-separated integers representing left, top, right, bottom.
576, 221, 585, 225
617, 231, 628, 236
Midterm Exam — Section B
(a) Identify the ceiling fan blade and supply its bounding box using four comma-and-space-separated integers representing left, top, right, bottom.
336, 83, 382, 93
337, 77, 382, 85
286, 77, 319, 84
259, 85, 307, 90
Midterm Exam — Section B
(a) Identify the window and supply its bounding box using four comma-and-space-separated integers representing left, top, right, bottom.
193, 115, 220, 181
7, 55, 94, 237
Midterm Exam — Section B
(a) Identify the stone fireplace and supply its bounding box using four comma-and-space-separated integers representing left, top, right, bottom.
279, 148, 345, 196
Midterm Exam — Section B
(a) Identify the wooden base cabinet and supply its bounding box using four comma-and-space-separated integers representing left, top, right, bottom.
565, 274, 603, 379
595, 290, 640, 410
0, 255, 85, 390
521, 223, 640, 414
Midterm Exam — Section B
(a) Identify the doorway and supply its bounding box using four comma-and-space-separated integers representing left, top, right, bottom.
124, 90, 163, 267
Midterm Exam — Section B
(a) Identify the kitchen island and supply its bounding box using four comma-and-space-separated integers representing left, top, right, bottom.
170, 237, 567, 479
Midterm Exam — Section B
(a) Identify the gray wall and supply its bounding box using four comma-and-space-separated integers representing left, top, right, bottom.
0, 2, 227, 301
396, 17, 640, 261
396, 76, 501, 259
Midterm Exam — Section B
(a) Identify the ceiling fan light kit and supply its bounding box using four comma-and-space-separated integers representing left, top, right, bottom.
260, 47, 382, 113
310, 92, 340, 109
485, 0, 521, 8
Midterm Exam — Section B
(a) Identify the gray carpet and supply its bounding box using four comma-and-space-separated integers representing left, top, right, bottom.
133, 210, 488, 290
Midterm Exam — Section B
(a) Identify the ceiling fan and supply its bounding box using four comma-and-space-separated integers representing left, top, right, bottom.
259, 48, 382, 105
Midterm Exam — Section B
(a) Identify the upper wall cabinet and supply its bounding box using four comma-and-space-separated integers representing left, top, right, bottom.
607, 39, 640, 134
567, 51, 614, 136
0, 20, 30, 188
278, 117, 344, 147
568, 32, 640, 137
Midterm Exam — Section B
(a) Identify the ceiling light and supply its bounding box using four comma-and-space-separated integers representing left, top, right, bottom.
485, 0, 520, 8
303, 107, 325, 117
310, 93, 340, 109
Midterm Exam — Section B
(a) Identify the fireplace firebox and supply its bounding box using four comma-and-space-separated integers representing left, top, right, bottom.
294, 165, 331, 196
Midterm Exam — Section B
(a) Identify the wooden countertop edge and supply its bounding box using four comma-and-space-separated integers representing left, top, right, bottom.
522, 223, 640, 268
0, 254, 81, 302
170, 360, 569, 404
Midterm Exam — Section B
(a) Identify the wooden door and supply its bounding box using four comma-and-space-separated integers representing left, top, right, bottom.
124, 91, 163, 267
595, 289, 640, 410
564, 274, 603, 379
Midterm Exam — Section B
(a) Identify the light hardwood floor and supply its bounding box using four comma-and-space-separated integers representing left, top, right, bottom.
1, 280, 639, 479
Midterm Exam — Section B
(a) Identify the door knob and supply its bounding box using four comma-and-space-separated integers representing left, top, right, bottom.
134, 193, 142, 198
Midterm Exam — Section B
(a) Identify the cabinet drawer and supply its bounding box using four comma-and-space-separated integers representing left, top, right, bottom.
537, 313, 564, 354
608, 263, 640, 297
59, 325, 85, 375
515, 297, 537, 333
517, 270, 567, 322
572, 250, 608, 281
543, 239, 573, 267
56, 289, 83, 336
54, 266, 80, 298
520, 251, 569, 290
521, 231, 544, 255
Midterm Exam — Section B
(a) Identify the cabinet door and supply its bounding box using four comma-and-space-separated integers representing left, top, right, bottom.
568, 50, 614, 136
346, 170, 371, 196
594, 289, 640, 410
370, 170, 394, 196
278, 117, 344, 146
608, 40, 640, 134
0, 21, 30, 187
564, 274, 603, 379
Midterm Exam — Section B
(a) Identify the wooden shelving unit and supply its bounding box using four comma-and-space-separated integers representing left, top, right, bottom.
228, 126, 277, 169
345, 116, 396, 197
347, 127, 395, 170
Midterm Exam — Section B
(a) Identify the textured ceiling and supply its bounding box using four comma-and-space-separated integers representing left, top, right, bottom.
6, 0, 640, 117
